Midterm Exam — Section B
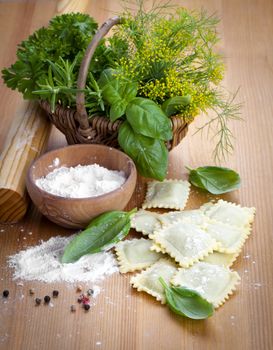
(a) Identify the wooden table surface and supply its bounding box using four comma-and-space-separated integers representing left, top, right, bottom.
0, 1, 273, 349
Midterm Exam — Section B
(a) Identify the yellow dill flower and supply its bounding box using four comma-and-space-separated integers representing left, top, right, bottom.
110, 8, 228, 120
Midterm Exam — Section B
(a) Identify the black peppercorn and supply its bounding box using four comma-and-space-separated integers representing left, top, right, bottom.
87, 289, 94, 296
44, 295, 51, 304
52, 290, 59, 298
83, 304, 90, 311
3, 290, 9, 298
35, 298, 42, 305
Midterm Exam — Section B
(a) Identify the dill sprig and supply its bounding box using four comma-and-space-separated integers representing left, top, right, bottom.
112, 2, 241, 161
195, 89, 242, 162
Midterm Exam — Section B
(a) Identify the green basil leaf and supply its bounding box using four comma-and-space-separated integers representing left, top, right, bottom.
119, 81, 139, 102
126, 97, 172, 141
187, 166, 241, 194
97, 68, 117, 88
110, 100, 127, 121
161, 95, 191, 117
98, 69, 138, 121
159, 278, 214, 320
61, 209, 136, 263
118, 121, 168, 180
101, 81, 121, 105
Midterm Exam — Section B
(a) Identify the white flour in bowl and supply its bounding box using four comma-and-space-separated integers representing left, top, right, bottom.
8, 235, 118, 283
35, 163, 126, 198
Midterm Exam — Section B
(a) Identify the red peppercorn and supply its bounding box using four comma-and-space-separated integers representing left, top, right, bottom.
77, 293, 90, 304
82, 296, 90, 305
52, 290, 59, 298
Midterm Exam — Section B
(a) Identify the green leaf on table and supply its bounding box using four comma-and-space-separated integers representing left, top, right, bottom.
159, 277, 214, 320
126, 97, 172, 141
186, 166, 241, 194
61, 209, 136, 263
118, 121, 168, 180
161, 95, 191, 117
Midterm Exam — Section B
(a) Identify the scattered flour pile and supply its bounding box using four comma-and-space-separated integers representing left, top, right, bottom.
8, 235, 118, 283
35, 164, 126, 198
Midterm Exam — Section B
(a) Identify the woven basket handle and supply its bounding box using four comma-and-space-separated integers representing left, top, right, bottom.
76, 16, 122, 131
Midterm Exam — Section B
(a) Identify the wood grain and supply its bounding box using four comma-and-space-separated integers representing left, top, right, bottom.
0, 102, 51, 222
0, 1, 273, 349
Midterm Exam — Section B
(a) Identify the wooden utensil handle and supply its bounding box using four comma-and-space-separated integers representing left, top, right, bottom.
76, 16, 122, 131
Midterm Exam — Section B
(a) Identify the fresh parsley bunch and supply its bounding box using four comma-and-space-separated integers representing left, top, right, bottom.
2, 13, 106, 99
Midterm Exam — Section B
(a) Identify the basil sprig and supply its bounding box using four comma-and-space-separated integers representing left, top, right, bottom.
126, 97, 172, 141
61, 209, 136, 263
98, 69, 172, 180
186, 166, 241, 194
118, 121, 168, 181
159, 278, 214, 320
98, 69, 138, 121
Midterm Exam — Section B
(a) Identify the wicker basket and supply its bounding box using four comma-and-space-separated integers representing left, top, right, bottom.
39, 17, 188, 151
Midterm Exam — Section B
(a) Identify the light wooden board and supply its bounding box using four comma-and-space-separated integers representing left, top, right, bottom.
0, 0, 273, 349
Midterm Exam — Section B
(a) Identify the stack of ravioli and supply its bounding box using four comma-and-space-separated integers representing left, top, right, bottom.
115, 179, 256, 310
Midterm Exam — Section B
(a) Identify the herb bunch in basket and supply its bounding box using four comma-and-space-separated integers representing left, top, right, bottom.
2, 2, 241, 180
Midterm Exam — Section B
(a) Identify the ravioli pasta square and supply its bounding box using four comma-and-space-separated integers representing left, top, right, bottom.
142, 179, 190, 210
115, 238, 163, 273
130, 259, 178, 303
150, 220, 219, 267
202, 251, 239, 268
150, 241, 167, 254
131, 209, 162, 235
205, 220, 250, 254
200, 201, 215, 212
202, 200, 256, 228
172, 262, 240, 308
160, 209, 208, 227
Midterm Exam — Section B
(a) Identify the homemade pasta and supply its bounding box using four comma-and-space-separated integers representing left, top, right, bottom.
205, 220, 251, 254
160, 209, 208, 226
172, 261, 240, 307
201, 200, 255, 228
142, 179, 190, 210
131, 209, 161, 235
130, 259, 178, 303
150, 220, 219, 267
115, 238, 162, 273
202, 251, 239, 268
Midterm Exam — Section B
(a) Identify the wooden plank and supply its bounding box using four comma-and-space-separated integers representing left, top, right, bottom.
0, 102, 51, 222
0, 0, 56, 222
0, 0, 273, 349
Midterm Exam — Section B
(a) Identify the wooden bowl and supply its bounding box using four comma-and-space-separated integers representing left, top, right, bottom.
26, 144, 137, 229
